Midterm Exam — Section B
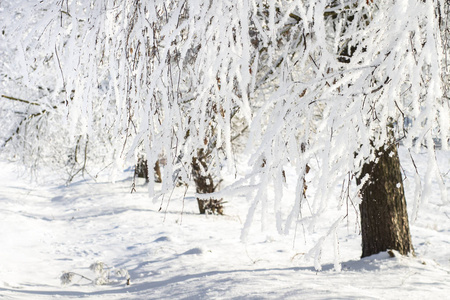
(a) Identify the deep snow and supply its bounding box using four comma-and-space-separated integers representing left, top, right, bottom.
0, 147, 449, 299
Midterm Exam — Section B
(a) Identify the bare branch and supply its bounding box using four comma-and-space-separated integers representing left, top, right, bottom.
1, 95, 40, 106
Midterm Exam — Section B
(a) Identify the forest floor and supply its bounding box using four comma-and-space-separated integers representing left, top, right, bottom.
0, 147, 449, 299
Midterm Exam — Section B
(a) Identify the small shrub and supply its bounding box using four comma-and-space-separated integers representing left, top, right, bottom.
61, 261, 130, 286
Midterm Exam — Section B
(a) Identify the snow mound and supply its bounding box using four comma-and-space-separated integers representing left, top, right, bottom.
153, 236, 171, 243
182, 247, 204, 255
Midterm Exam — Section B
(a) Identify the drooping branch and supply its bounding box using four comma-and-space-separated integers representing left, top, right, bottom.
1, 95, 61, 147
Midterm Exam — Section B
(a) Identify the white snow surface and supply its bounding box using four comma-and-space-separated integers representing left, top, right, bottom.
1, 147, 449, 299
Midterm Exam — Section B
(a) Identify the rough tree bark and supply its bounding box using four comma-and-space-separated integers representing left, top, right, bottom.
356, 142, 414, 258
191, 148, 223, 215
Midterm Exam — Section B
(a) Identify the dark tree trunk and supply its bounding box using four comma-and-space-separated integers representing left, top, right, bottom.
356, 142, 414, 258
135, 157, 162, 183
191, 149, 223, 215
135, 156, 149, 183
154, 160, 162, 183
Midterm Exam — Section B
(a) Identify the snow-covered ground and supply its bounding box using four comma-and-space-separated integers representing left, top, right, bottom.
1, 147, 449, 299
